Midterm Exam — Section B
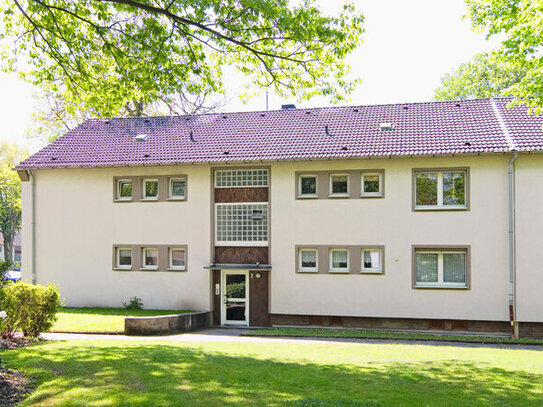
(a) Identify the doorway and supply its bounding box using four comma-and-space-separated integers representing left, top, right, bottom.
221, 270, 249, 326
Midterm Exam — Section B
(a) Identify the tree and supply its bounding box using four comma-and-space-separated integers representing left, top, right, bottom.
0, 0, 364, 119
466, 0, 543, 114
434, 52, 528, 101
0, 143, 26, 263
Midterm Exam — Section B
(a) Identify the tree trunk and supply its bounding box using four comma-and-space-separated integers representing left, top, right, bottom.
3, 235, 12, 263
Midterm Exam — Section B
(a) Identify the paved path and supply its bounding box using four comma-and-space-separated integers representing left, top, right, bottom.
41, 328, 543, 350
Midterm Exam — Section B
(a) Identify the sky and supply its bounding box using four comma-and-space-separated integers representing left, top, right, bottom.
0, 0, 501, 151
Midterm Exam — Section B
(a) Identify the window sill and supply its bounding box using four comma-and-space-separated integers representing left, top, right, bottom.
360, 270, 383, 274
115, 198, 133, 202
414, 285, 469, 290
297, 195, 318, 199
329, 269, 350, 274
167, 197, 186, 201
140, 267, 158, 271
360, 194, 383, 199
297, 269, 318, 273
414, 206, 468, 211
141, 198, 159, 202
114, 267, 132, 271
167, 268, 186, 272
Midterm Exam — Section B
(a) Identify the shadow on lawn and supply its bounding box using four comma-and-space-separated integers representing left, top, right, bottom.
5, 344, 543, 406
59, 307, 193, 317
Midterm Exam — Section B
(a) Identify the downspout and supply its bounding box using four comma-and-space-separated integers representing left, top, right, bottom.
30, 171, 37, 284
508, 152, 519, 338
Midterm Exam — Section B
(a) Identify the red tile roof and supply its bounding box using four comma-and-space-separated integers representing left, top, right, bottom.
16, 98, 543, 170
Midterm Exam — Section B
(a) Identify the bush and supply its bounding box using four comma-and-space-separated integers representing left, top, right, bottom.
123, 296, 143, 310
1, 281, 62, 338
0, 260, 12, 304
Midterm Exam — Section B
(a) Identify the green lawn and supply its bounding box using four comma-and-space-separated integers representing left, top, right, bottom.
3, 339, 543, 406
50, 308, 194, 333
245, 327, 543, 345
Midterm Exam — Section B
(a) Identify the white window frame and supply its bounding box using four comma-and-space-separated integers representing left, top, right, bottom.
142, 247, 159, 270
116, 247, 132, 269
361, 172, 382, 197
142, 178, 159, 200
414, 170, 467, 210
415, 250, 467, 288
298, 175, 318, 198
116, 179, 133, 201
215, 202, 269, 246
298, 248, 318, 273
169, 247, 186, 270
329, 174, 350, 197
169, 178, 186, 200
361, 248, 383, 273
329, 248, 350, 273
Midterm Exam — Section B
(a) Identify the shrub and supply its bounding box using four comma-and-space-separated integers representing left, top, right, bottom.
123, 296, 143, 310
0, 260, 12, 304
1, 281, 62, 338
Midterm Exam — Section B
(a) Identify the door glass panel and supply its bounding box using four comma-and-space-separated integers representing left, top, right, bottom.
226, 274, 246, 299
225, 301, 246, 321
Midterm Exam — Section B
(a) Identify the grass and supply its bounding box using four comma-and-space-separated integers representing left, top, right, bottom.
50, 307, 194, 333
2, 339, 543, 406
244, 327, 543, 345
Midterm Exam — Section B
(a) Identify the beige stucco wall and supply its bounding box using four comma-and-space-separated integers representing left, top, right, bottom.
20, 153, 542, 322
514, 153, 543, 322
21, 166, 212, 311
270, 155, 515, 322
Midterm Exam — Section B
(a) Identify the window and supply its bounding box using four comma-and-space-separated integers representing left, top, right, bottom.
169, 178, 186, 199
142, 248, 159, 270
169, 248, 186, 270
298, 175, 317, 197
215, 169, 268, 187
298, 248, 318, 272
143, 179, 159, 200
361, 249, 382, 273
414, 169, 467, 209
116, 247, 132, 269
329, 174, 349, 197
329, 249, 349, 273
215, 203, 268, 245
117, 180, 132, 200
361, 173, 382, 197
414, 249, 468, 288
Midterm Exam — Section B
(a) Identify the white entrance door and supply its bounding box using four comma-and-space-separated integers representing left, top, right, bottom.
221, 270, 249, 326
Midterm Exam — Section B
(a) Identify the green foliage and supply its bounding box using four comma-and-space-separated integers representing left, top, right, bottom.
225, 282, 245, 299
434, 52, 528, 101
0, 0, 364, 119
466, 0, 543, 114
1, 281, 62, 338
123, 296, 143, 310
0, 259, 12, 304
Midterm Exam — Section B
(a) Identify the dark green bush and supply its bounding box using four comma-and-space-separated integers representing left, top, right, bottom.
1, 281, 62, 338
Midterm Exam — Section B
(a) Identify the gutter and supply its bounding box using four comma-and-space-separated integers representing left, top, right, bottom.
30, 171, 37, 284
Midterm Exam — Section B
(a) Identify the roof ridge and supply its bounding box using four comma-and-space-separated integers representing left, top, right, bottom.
490, 98, 517, 152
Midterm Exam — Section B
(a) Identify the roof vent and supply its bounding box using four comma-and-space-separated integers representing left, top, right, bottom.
379, 123, 394, 131
281, 104, 296, 109
135, 134, 148, 142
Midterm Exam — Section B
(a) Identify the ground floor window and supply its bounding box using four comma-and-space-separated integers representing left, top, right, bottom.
414, 247, 469, 288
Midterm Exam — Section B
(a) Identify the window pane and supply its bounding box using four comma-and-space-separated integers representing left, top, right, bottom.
363, 250, 381, 269
363, 175, 380, 193
416, 253, 438, 282
216, 203, 268, 243
145, 181, 158, 198
171, 249, 185, 267
119, 181, 132, 198
331, 176, 348, 194
443, 172, 465, 206
444, 253, 466, 283
301, 250, 317, 268
144, 249, 158, 266
119, 249, 131, 266
416, 173, 438, 206
300, 176, 317, 195
332, 250, 348, 269
215, 170, 268, 187
171, 179, 185, 197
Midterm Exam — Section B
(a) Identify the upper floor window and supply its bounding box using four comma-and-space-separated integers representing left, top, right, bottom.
117, 180, 132, 200
414, 248, 468, 288
414, 169, 467, 210
215, 169, 268, 188
329, 248, 349, 273
215, 203, 268, 246
361, 172, 382, 197
329, 174, 349, 197
298, 175, 317, 198
143, 179, 159, 200
361, 248, 382, 273
169, 178, 186, 200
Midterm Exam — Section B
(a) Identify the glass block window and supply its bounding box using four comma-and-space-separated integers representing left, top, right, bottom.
215, 169, 268, 188
215, 203, 269, 244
